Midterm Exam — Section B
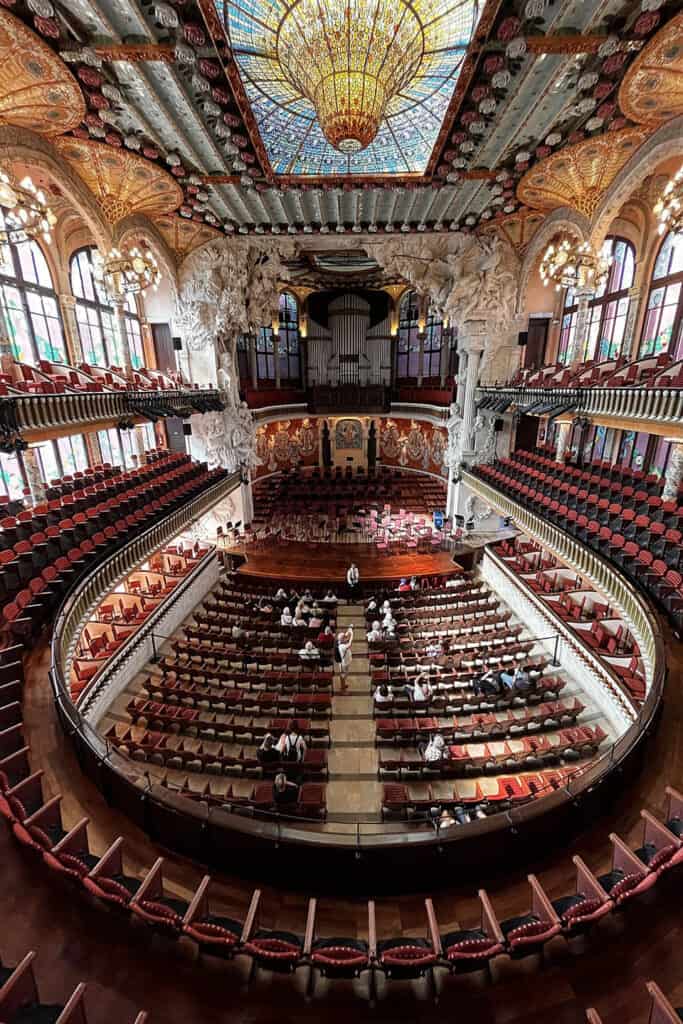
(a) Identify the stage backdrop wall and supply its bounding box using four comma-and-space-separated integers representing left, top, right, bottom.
253, 416, 447, 480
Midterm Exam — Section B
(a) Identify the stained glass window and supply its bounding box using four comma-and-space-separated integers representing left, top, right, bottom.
639, 232, 683, 359
559, 237, 635, 364
256, 292, 301, 383
217, 0, 480, 176
397, 290, 444, 380
70, 247, 144, 368
0, 209, 67, 365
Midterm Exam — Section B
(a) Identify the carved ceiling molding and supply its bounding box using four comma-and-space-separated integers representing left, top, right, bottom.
0, 9, 85, 136
590, 114, 683, 247
516, 127, 650, 221
478, 207, 545, 255
518, 207, 590, 314
53, 138, 183, 225
156, 215, 222, 266
0, 127, 111, 250
619, 12, 683, 126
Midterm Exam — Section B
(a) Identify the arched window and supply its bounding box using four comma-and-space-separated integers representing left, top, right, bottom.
255, 291, 301, 383
558, 237, 635, 364
397, 290, 445, 380
639, 231, 683, 359
0, 208, 66, 365
70, 247, 144, 368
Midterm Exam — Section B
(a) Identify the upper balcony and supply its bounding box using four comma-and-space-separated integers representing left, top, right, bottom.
478, 354, 683, 431
0, 358, 223, 438
243, 379, 453, 419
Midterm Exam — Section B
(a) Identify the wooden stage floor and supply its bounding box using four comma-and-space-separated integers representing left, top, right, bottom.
234, 540, 463, 582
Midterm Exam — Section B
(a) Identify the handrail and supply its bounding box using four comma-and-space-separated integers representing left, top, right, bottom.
476, 383, 683, 427
0, 387, 223, 436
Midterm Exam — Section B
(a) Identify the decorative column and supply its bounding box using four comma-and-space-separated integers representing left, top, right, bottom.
273, 329, 281, 389
459, 323, 486, 454
0, 320, 15, 377
455, 351, 467, 413
662, 441, 683, 502
240, 467, 254, 525
84, 431, 101, 467
249, 334, 258, 389
22, 448, 46, 506
567, 289, 592, 366
112, 297, 133, 375
620, 286, 641, 360
134, 424, 148, 465
58, 294, 83, 365
439, 322, 450, 389
555, 420, 571, 464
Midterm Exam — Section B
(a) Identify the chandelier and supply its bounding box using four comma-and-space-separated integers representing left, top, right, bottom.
95, 246, 160, 297
0, 169, 56, 246
276, 0, 425, 153
539, 238, 611, 294
653, 166, 683, 238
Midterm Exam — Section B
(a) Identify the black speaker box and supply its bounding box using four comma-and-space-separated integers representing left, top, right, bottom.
183, 424, 192, 436
173, 336, 183, 351
494, 418, 504, 432
517, 330, 528, 346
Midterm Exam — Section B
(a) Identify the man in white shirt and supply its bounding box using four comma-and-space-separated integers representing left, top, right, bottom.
346, 563, 360, 599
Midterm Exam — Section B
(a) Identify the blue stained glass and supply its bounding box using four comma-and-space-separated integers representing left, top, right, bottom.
216, 0, 480, 176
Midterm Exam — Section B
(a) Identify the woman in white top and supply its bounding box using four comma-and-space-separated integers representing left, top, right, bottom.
367, 620, 383, 643
336, 625, 354, 692
280, 606, 293, 626
382, 610, 396, 630
423, 734, 447, 763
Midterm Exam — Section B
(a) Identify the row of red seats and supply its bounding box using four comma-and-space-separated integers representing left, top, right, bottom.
0, 949, 146, 1023
1, 453, 226, 639
475, 455, 683, 634
1, 669, 682, 1000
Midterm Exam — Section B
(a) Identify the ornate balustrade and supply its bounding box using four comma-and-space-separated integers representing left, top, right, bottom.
476, 384, 683, 428
0, 388, 223, 437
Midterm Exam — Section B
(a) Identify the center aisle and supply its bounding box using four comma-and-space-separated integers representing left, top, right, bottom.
325, 603, 382, 820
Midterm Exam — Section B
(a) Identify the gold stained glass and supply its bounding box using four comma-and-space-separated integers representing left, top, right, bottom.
218, 0, 479, 175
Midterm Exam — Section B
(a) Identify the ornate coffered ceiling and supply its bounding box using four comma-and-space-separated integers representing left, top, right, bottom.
0, 0, 678, 245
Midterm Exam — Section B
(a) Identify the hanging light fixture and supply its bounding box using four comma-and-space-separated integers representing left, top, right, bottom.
276, 0, 425, 153
653, 165, 683, 238
0, 169, 56, 245
539, 237, 611, 294
95, 245, 160, 297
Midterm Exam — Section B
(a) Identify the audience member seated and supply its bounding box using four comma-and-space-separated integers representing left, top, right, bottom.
273, 772, 300, 808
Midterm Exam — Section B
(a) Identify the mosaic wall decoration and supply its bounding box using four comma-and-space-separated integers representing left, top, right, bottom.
379, 417, 448, 476
335, 418, 363, 450
0, 10, 85, 136
254, 418, 320, 477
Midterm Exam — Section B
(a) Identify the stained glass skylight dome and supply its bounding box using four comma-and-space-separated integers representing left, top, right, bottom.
219, 0, 480, 177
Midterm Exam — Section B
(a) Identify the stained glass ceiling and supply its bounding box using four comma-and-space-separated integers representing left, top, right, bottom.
216, 0, 481, 177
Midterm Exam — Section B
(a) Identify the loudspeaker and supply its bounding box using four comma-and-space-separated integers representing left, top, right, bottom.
517, 330, 528, 346
173, 336, 183, 351
183, 424, 192, 436
494, 418, 504, 432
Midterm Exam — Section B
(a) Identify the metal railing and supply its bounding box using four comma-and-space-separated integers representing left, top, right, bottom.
0, 387, 223, 436
476, 383, 683, 427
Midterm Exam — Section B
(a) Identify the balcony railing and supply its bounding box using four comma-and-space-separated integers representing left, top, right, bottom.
0, 388, 223, 437
477, 384, 683, 427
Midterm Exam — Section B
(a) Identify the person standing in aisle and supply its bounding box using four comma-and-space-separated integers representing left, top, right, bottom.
346, 562, 360, 600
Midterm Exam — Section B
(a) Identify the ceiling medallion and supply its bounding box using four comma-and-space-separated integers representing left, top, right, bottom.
95, 245, 160, 296
277, 0, 424, 154
0, 168, 56, 244
539, 237, 611, 294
